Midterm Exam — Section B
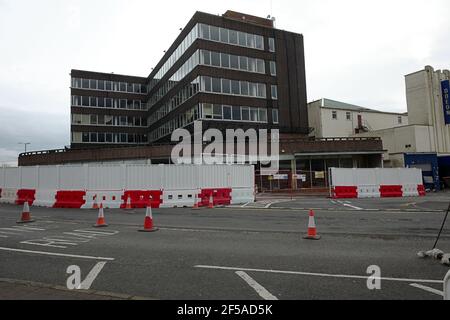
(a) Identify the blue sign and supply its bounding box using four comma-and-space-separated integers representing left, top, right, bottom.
442, 80, 450, 125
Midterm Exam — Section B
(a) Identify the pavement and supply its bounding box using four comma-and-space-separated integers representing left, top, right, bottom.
0, 194, 449, 300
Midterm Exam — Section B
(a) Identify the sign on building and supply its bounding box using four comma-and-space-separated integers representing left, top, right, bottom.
442, 80, 450, 125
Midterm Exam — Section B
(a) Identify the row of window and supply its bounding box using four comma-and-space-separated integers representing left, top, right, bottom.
199, 23, 265, 51
71, 78, 147, 94
71, 96, 146, 110
201, 76, 274, 99
71, 114, 147, 127
148, 78, 201, 126
200, 49, 268, 75
149, 105, 201, 142
202, 104, 268, 123
72, 132, 148, 144
330, 111, 403, 124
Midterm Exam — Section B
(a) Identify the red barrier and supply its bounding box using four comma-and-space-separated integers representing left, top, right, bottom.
53, 191, 86, 208
0, 188, 2, 199
198, 188, 232, 207
417, 185, 426, 196
15, 189, 36, 205
332, 186, 358, 199
379, 185, 403, 197
120, 190, 162, 209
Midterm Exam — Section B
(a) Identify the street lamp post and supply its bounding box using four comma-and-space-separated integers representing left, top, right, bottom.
18, 142, 31, 153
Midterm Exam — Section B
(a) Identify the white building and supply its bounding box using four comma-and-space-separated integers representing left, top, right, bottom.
308, 98, 408, 138
354, 66, 450, 167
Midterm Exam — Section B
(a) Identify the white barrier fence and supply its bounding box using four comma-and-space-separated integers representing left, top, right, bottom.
329, 168, 425, 198
0, 164, 255, 208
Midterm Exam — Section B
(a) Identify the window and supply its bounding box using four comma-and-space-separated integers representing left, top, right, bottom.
72, 95, 80, 106
259, 109, 268, 122
105, 133, 112, 143
248, 58, 256, 72
81, 114, 90, 125
241, 107, 250, 121
98, 133, 105, 143
203, 76, 212, 92
270, 61, 277, 76
82, 79, 90, 89
232, 106, 241, 120
346, 112, 351, 120
201, 50, 211, 65
72, 132, 82, 143
105, 81, 112, 91
250, 108, 258, 122
82, 133, 89, 142
230, 55, 239, 69
210, 26, 220, 41
120, 116, 127, 126
221, 53, 230, 68
73, 78, 81, 88
90, 132, 98, 143
105, 115, 113, 125
81, 96, 89, 107
90, 97, 97, 107
398, 116, 402, 124
211, 51, 220, 67
272, 109, 279, 124
256, 59, 265, 73
119, 82, 126, 92
229, 30, 238, 44
269, 38, 275, 52
89, 80, 97, 90
72, 114, 82, 124
119, 99, 127, 109
255, 35, 264, 50
222, 79, 231, 94
220, 28, 229, 43
246, 34, 255, 48
238, 32, 246, 46
271, 85, 278, 100
97, 97, 105, 108
223, 105, 232, 120
213, 104, 222, 119
231, 80, 240, 95
203, 103, 213, 119
239, 56, 248, 71
200, 24, 210, 39
90, 115, 97, 125
249, 83, 257, 97
98, 80, 105, 91
105, 98, 113, 108
332, 111, 337, 120
120, 133, 127, 143
257, 83, 266, 98
127, 100, 133, 109
212, 77, 221, 93
240, 81, 249, 96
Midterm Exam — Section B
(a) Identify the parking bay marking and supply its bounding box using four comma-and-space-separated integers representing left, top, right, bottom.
409, 283, 443, 297
0, 246, 115, 261
195, 265, 443, 284
235, 271, 278, 300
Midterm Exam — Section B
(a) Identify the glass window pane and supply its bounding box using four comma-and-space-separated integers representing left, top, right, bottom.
241, 107, 250, 121
239, 56, 248, 71
82, 133, 89, 142
223, 106, 232, 120
248, 58, 256, 72
97, 98, 104, 108
203, 103, 213, 119
238, 32, 246, 46
249, 83, 257, 97
271, 85, 278, 99
90, 80, 97, 90
203, 76, 212, 92
212, 77, 221, 93
250, 108, 258, 121
230, 55, 239, 69
82, 79, 90, 89
120, 133, 127, 143
105, 133, 112, 143
259, 109, 267, 122
200, 24, 210, 39
247, 34, 255, 48
90, 97, 97, 107
269, 38, 275, 52
210, 26, 220, 41
257, 84, 266, 98
229, 30, 238, 44
220, 28, 228, 43
105, 81, 112, 91
90, 115, 97, 125
98, 80, 105, 90
98, 133, 105, 143
270, 61, 277, 76
120, 82, 126, 92
222, 79, 231, 94
211, 51, 220, 67
231, 80, 240, 95
105, 98, 112, 108
232, 106, 241, 120
213, 104, 222, 119
272, 109, 279, 123
240, 81, 249, 96
105, 115, 113, 125
256, 59, 265, 73
120, 99, 126, 109
82, 96, 89, 106
256, 35, 264, 50
90, 132, 97, 142
221, 53, 230, 68
201, 50, 211, 65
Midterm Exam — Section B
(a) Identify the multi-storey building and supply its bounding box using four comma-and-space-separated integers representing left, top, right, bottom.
70, 10, 309, 148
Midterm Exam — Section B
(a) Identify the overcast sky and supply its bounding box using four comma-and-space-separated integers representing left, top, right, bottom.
0, 0, 449, 165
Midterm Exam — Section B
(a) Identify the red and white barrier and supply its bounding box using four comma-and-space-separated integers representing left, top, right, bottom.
330, 168, 425, 199
0, 164, 255, 208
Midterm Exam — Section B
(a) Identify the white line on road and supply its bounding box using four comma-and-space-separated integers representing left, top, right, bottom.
0, 246, 115, 261
195, 265, 443, 284
80, 262, 107, 289
236, 271, 278, 300
409, 283, 443, 297
336, 201, 363, 210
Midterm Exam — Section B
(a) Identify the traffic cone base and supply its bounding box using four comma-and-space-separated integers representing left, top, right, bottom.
139, 207, 159, 232
303, 234, 321, 240
17, 202, 35, 224
138, 227, 159, 232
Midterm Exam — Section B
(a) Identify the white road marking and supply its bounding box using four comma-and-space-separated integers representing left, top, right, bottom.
0, 228, 36, 233
241, 202, 251, 208
236, 271, 278, 300
336, 200, 363, 210
195, 265, 443, 284
410, 283, 443, 296
0, 234, 8, 238
80, 262, 107, 289
0, 246, 115, 261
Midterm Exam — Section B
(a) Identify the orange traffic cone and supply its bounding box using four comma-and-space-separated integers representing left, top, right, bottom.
303, 210, 321, 240
17, 201, 35, 224
93, 203, 108, 228
125, 195, 132, 210
92, 194, 99, 210
139, 205, 158, 232
192, 192, 200, 210
208, 193, 214, 209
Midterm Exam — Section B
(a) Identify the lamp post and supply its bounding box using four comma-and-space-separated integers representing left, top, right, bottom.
18, 142, 31, 153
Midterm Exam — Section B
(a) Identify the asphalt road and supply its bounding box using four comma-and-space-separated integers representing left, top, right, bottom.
0, 197, 449, 300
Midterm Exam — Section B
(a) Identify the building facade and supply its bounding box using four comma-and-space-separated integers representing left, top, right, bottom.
70, 10, 309, 148
308, 98, 408, 138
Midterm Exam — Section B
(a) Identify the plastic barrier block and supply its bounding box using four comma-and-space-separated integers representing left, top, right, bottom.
417, 185, 426, 197
198, 188, 232, 207
332, 186, 358, 199
379, 185, 403, 198
15, 189, 36, 205
0, 188, 2, 199
53, 191, 86, 208
120, 190, 162, 209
